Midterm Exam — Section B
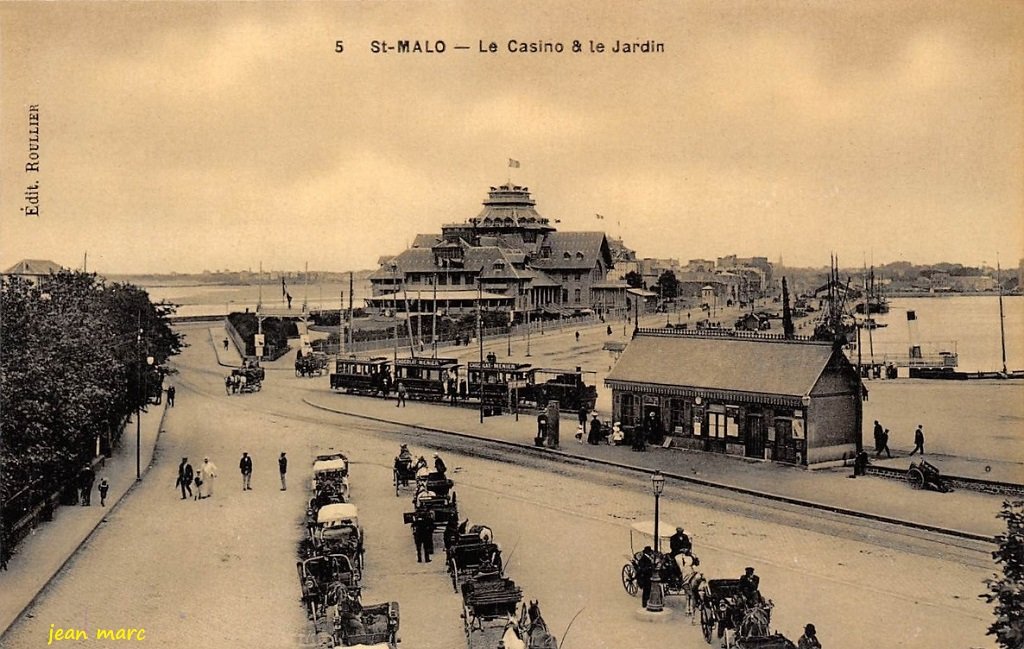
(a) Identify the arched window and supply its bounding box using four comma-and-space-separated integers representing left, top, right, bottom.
574, 288, 581, 303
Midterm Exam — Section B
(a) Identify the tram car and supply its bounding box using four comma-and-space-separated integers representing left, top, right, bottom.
330, 356, 390, 395
467, 361, 537, 410
393, 356, 461, 401
520, 367, 598, 412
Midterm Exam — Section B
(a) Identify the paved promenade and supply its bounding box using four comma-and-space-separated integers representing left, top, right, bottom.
0, 400, 167, 637
304, 390, 1008, 539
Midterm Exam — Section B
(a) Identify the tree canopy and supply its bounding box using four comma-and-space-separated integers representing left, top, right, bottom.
1, 271, 183, 514
983, 500, 1024, 648
623, 270, 645, 289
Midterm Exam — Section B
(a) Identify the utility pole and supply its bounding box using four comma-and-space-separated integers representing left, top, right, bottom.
478, 278, 484, 424
348, 271, 354, 350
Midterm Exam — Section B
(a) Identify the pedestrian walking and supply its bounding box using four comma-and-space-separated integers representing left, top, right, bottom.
201, 457, 217, 497
223, 338, 229, 351
578, 406, 588, 430
872, 420, 883, 455
412, 512, 434, 562
396, 381, 407, 407
798, 623, 822, 649
80, 464, 96, 506
176, 457, 194, 500
448, 377, 457, 404
167, 385, 176, 407
458, 379, 468, 402
239, 452, 253, 491
575, 330, 580, 342
193, 471, 204, 500
878, 429, 892, 458
909, 425, 925, 456
97, 477, 110, 506
575, 423, 585, 443
279, 452, 288, 491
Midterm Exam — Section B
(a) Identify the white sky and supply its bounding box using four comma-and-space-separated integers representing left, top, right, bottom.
1, 1, 1021, 274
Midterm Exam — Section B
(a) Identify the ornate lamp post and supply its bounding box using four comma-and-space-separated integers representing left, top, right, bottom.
647, 470, 667, 612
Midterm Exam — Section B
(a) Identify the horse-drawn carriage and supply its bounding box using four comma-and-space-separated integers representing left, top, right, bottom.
621, 521, 705, 610
296, 350, 329, 377
311, 503, 365, 573
446, 524, 502, 593
461, 574, 523, 641
696, 578, 773, 647
226, 365, 264, 394
404, 472, 459, 535
392, 456, 418, 497
906, 459, 953, 493
330, 356, 391, 396
312, 454, 350, 500
296, 553, 361, 622
330, 596, 400, 648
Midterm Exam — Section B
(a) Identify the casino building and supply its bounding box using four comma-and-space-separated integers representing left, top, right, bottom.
367, 183, 618, 320
605, 328, 863, 467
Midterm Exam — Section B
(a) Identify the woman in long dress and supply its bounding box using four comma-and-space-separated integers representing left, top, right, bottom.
201, 457, 218, 497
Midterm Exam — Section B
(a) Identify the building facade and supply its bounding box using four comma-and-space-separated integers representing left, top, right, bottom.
367, 184, 615, 318
605, 328, 863, 467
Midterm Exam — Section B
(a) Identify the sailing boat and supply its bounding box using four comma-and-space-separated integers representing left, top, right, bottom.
854, 266, 890, 314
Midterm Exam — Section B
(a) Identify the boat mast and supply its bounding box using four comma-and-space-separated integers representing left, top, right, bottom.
998, 258, 1007, 374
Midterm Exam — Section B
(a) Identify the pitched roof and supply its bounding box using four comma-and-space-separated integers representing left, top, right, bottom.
531, 232, 612, 270
412, 234, 442, 248
605, 331, 836, 398
4, 259, 64, 275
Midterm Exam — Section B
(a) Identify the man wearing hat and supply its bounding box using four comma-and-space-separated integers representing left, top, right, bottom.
176, 457, 194, 500
239, 452, 253, 491
278, 452, 288, 491
798, 623, 821, 649
739, 566, 760, 603
201, 457, 218, 497
433, 453, 447, 476
669, 526, 693, 576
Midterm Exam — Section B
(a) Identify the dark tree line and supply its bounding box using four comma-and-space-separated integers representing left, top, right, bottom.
1, 271, 183, 522
983, 500, 1024, 648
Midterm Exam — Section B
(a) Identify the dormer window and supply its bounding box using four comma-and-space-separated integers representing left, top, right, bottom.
575, 251, 584, 259
563, 252, 571, 259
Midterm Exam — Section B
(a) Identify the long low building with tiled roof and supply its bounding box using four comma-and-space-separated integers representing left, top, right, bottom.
605, 328, 863, 467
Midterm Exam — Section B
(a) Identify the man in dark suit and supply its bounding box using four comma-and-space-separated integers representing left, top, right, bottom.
80, 464, 96, 506
176, 457, 193, 500
412, 512, 434, 563
239, 452, 253, 491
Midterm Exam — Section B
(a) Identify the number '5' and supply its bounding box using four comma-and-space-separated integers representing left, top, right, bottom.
335, 41, 344, 53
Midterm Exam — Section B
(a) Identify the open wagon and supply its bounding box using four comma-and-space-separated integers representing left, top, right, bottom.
331, 599, 400, 648
697, 579, 773, 646
461, 575, 523, 642
446, 526, 502, 593
296, 553, 361, 622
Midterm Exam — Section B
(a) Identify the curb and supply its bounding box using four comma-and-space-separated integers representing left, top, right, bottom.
0, 402, 170, 640
301, 398, 995, 545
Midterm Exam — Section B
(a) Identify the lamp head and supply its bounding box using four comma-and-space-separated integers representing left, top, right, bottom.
651, 470, 665, 496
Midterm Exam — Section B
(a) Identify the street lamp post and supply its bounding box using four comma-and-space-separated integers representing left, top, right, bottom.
646, 470, 667, 612
136, 339, 154, 482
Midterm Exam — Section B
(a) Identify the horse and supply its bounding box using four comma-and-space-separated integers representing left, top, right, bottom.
689, 573, 711, 623
519, 600, 558, 649
501, 614, 527, 649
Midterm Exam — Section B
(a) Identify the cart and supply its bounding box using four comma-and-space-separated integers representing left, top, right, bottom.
906, 460, 953, 492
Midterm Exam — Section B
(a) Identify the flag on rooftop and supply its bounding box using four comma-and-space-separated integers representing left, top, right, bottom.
508, 158, 520, 168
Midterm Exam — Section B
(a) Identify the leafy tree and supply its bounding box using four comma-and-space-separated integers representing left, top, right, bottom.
983, 500, 1024, 648
623, 270, 644, 289
656, 270, 679, 299
782, 277, 795, 339
1, 271, 182, 537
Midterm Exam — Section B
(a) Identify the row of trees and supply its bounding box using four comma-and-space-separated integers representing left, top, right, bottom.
1, 271, 183, 533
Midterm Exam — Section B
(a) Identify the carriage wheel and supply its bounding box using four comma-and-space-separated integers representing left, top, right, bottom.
307, 597, 318, 621
700, 605, 715, 643
907, 467, 925, 489
621, 564, 638, 596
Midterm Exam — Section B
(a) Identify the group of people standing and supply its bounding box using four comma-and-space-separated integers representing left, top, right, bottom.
175, 451, 290, 500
